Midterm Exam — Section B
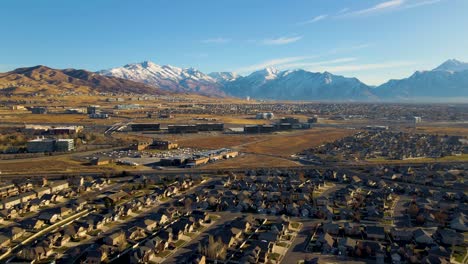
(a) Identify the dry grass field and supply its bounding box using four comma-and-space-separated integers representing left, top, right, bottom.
239, 128, 356, 157
415, 126, 468, 136
0, 157, 96, 174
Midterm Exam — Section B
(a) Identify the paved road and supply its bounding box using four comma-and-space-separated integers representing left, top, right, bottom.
393, 195, 412, 228
281, 219, 321, 264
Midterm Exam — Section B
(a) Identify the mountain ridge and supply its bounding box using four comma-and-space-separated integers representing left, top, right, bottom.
0, 65, 166, 95
98, 61, 225, 96
1, 59, 467, 101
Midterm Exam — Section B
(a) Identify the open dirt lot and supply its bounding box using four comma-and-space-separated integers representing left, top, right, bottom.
170, 128, 355, 157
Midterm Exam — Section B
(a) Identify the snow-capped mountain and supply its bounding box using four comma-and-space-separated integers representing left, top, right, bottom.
97, 59, 468, 101
374, 59, 468, 100
208, 72, 240, 83
98, 61, 225, 96
432, 59, 468, 72
222, 68, 375, 100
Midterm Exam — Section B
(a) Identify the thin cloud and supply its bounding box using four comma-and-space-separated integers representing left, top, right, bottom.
341, 0, 443, 17
280, 58, 358, 69
307, 61, 416, 73
348, 0, 405, 16
234, 43, 372, 74
403, 0, 441, 9
201, 37, 231, 44
337, 8, 349, 14
298, 14, 328, 25
263, 36, 302, 45
234, 56, 316, 73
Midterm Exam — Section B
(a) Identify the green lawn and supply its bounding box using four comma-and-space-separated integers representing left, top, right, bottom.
155, 250, 172, 258
452, 246, 467, 263
276, 241, 289, 248
290, 222, 301, 229
174, 240, 186, 248
269, 252, 281, 261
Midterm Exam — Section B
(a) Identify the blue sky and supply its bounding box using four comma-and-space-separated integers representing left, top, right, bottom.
1, 0, 467, 85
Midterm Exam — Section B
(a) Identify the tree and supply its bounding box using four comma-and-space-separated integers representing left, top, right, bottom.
184, 198, 193, 213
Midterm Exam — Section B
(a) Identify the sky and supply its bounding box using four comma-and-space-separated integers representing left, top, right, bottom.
1, 0, 468, 85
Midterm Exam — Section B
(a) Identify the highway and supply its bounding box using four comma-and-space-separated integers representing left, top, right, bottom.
1, 160, 466, 181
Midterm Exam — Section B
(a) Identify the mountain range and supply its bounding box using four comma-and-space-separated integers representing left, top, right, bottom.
0, 65, 166, 96
1, 59, 467, 101
99, 59, 468, 101
97, 61, 224, 96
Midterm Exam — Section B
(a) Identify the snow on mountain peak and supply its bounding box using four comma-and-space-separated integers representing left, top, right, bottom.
433, 59, 468, 72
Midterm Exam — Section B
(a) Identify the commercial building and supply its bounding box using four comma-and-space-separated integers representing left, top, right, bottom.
244, 125, 276, 134
413, 116, 422, 124
55, 139, 75, 152
151, 140, 178, 150
308, 116, 319, 123
27, 138, 74, 153
256, 112, 275, 120
27, 138, 56, 153
195, 123, 224, 131
279, 117, 300, 124
65, 108, 86, 114
167, 123, 224, 133
168, 125, 198, 134
89, 113, 109, 119
87, 105, 100, 114
130, 123, 161, 132
115, 104, 141, 110
11, 105, 26, 110
131, 141, 152, 151
49, 126, 83, 135
30, 107, 48, 114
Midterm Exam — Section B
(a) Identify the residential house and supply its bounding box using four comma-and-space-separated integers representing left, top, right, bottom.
16, 246, 52, 261
129, 246, 156, 264
21, 218, 45, 230
436, 229, 464, 246
366, 226, 385, 240
104, 231, 126, 246
316, 233, 334, 253
413, 229, 434, 244
38, 211, 60, 224
49, 181, 69, 193
127, 226, 147, 242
